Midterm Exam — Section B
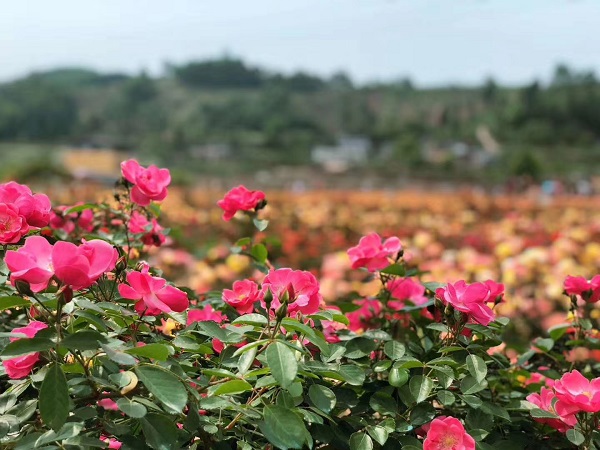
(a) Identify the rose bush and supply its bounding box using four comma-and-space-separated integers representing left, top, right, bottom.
0, 161, 599, 449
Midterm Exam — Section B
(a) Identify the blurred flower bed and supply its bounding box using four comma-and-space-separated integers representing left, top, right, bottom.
45, 183, 600, 343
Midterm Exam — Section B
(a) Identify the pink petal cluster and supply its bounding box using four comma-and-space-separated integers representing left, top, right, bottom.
435, 281, 496, 326
564, 275, 600, 303
347, 299, 383, 333
222, 279, 263, 314
217, 185, 266, 221
387, 277, 428, 310
187, 305, 226, 325
552, 370, 600, 413
128, 211, 166, 246
347, 232, 402, 272
526, 387, 577, 433
0, 182, 51, 244
119, 265, 189, 316
2, 321, 48, 379
260, 268, 322, 316
423, 416, 475, 450
121, 159, 171, 206
49, 204, 94, 234
6, 236, 117, 292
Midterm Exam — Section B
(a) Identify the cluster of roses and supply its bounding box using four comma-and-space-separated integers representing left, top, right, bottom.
527, 370, 600, 433
0, 181, 51, 244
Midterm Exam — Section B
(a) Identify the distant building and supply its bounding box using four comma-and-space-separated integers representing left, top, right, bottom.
189, 144, 231, 161
312, 135, 371, 172
61, 148, 126, 182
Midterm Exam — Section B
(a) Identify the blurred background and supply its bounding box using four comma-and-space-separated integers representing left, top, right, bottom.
3, 0, 600, 337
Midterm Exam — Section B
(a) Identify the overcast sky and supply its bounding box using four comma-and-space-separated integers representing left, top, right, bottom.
1, 0, 598, 86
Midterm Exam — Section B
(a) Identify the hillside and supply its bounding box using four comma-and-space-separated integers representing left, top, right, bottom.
1, 59, 599, 184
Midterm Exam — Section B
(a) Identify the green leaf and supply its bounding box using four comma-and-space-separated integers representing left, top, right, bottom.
533, 338, 554, 352
529, 407, 558, 419
213, 379, 253, 396
233, 314, 268, 326
383, 341, 405, 360
135, 365, 188, 413
259, 405, 309, 450
349, 432, 374, 450
65, 203, 95, 214
266, 341, 298, 389
437, 390, 455, 406
409, 375, 433, 403
0, 296, 30, 310
367, 426, 389, 446
281, 318, 328, 352
253, 218, 269, 231
338, 365, 365, 386
370, 391, 397, 415
62, 330, 107, 351
116, 398, 147, 418
548, 324, 570, 340
1, 337, 54, 357
380, 264, 405, 276
466, 355, 487, 383
141, 413, 179, 450
345, 337, 378, 359
100, 344, 137, 366
251, 244, 268, 263
566, 429, 585, 446
460, 375, 487, 395
308, 385, 336, 413
125, 343, 170, 361
388, 367, 409, 388
238, 345, 257, 375
39, 363, 70, 431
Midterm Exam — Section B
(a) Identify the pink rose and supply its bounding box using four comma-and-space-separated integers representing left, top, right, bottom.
5, 236, 54, 292
0, 181, 51, 228
2, 321, 48, 379
526, 387, 577, 433
484, 279, 505, 302
347, 233, 402, 272
0, 203, 29, 244
564, 275, 600, 303
52, 239, 118, 290
553, 370, 600, 413
222, 280, 263, 314
128, 211, 165, 246
121, 159, 171, 206
119, 264, 189, 316
260, 268, 322, 317
187, 305, 226, 325
98, 398, 119, 411
347, 299, 383, 333
50, 204, 95, 234
435, 281, 495, 326
387, 278, 428, 309
217, 185, 266, 221
423, 416, 475, 450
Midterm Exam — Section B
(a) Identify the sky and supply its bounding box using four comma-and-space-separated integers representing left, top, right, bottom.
1, 0, 599, 86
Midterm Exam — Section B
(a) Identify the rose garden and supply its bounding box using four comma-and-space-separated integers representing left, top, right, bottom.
0, 160, 599, 449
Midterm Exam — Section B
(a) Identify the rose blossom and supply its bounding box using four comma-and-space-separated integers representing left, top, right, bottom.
260, 268, 322, 316
5, 236, 55, 292
2, 321, 48, 379
0, 203, 29, 244
187, 305, 226, 325
387, 277, 428, 309
347, 233, 402, 272
564, 275, 600, 303
552, 370, 600, 413
223, 279, 262, 315
423, 416, 475, 450
119, 264, 189, 316
435, 281, 495, 326
121, 159, 171, 206
128, 211, 166, 246
0, 181, 51, 228
52, 240, 118, 290
347, 299, 383, 333
526, 387, 577, 433
217, 185, 266, 221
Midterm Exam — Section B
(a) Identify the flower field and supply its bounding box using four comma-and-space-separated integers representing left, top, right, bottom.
4, 170, 600, 449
